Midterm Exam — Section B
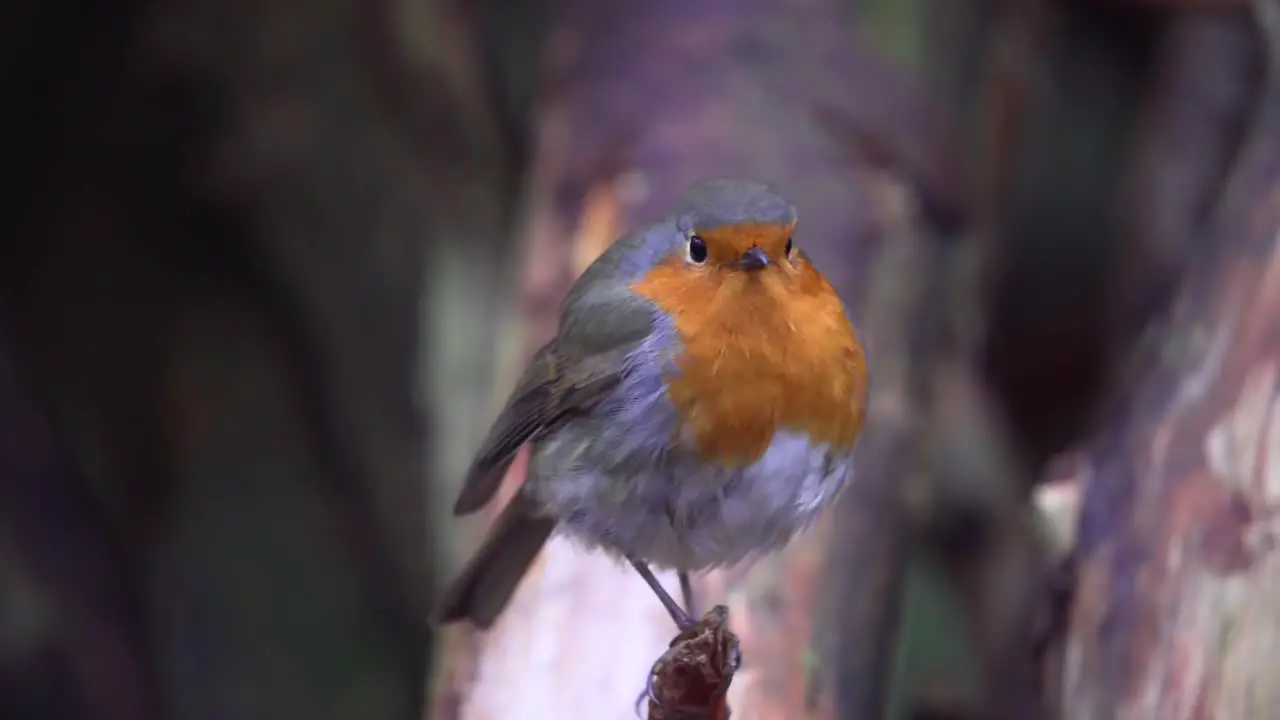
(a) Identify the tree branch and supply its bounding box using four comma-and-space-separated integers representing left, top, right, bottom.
646, 606, 741, 720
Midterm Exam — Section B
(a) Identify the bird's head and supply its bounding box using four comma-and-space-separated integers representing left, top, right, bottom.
671, 178, 800, 284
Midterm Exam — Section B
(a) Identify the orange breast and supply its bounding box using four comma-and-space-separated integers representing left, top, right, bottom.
630, 252, 868, 467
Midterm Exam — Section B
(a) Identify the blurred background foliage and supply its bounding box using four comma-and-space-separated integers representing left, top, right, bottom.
1, 0, 1277, 719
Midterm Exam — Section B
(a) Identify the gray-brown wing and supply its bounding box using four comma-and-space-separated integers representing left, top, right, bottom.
452, 228, 665, 516
451, 342, 630, 516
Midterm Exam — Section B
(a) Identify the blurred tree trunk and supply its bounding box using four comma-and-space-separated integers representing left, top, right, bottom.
864, 3, 1270, 719
1061, 19, 1280, 719
0, 0, 520, 718
882, 1, 1160, 716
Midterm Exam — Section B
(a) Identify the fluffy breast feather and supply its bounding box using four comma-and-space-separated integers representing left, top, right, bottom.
629, 249, 867, 467
522, 268, 863, 569
527, 416, 855, 570
521, 234, 866, 568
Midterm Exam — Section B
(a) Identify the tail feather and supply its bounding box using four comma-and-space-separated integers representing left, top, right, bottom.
434, 497, 556, 628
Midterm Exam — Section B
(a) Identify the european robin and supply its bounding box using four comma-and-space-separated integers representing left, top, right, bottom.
437, 178, 868, 630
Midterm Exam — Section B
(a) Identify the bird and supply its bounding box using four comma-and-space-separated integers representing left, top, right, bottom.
435, 178, 868, 631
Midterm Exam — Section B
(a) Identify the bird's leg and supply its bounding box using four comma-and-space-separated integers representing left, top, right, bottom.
628, 556, 695, 630
678, 570, 699, 619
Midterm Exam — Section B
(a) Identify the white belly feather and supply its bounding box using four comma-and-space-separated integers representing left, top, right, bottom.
527, 426, 853, 570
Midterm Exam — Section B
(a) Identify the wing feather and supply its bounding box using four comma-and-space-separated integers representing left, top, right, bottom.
452, 232, 664, 515
450, 343, 625, 515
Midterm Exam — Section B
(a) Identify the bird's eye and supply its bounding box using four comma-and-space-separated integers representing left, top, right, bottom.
688, 235, 708, 264
785, 237, 794, 257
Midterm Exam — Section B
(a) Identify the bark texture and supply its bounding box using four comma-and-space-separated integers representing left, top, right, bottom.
1063, 28, 1280, 719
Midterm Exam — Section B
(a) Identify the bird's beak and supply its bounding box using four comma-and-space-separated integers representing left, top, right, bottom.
733, 246, 770, 271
